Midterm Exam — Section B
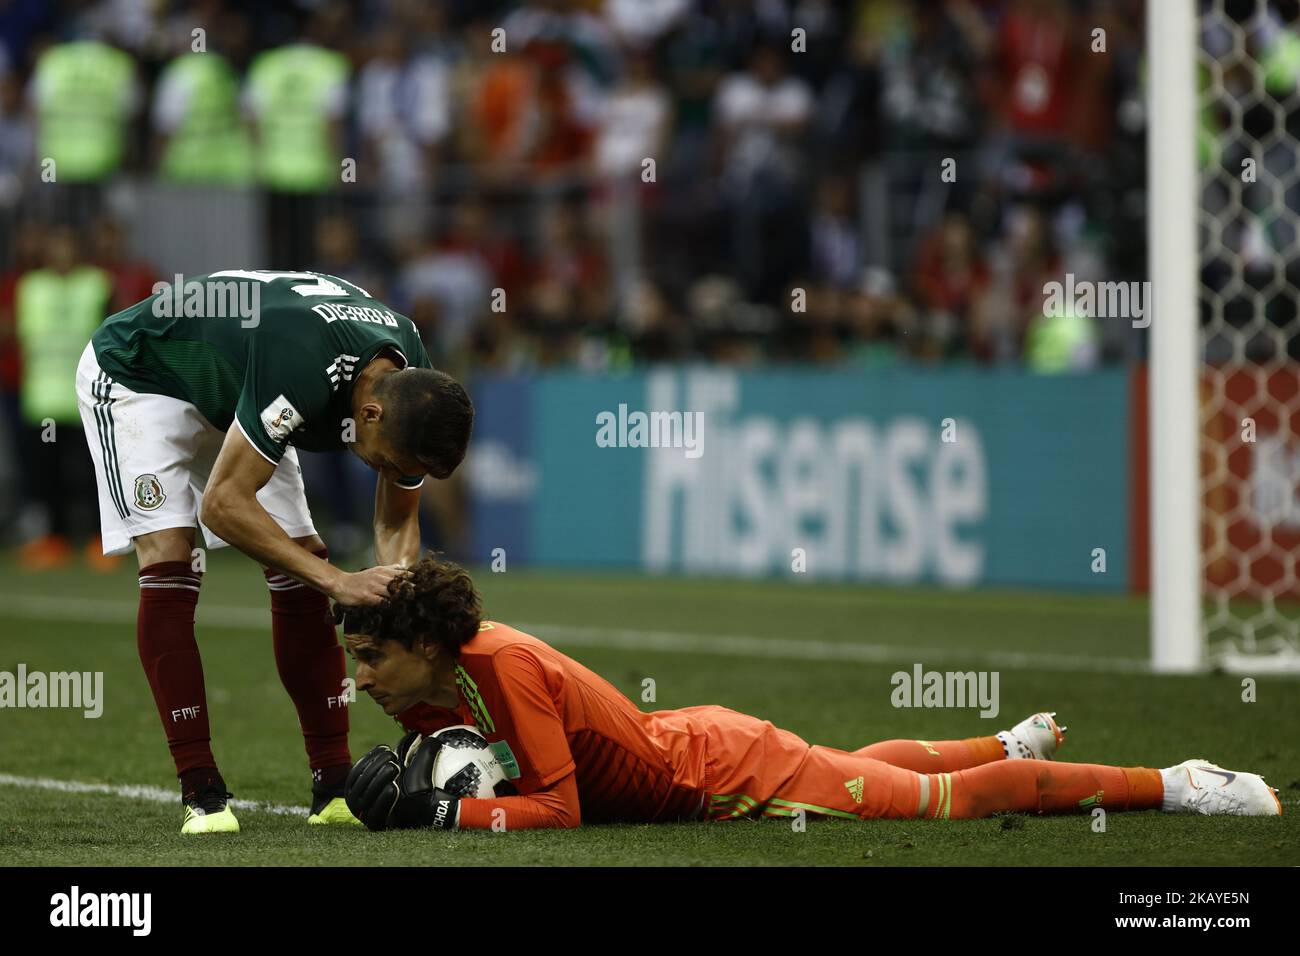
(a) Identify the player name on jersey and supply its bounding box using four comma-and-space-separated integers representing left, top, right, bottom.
311, 302, 400, 327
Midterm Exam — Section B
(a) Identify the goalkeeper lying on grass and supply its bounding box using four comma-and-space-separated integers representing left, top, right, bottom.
338, 555, 1283, 831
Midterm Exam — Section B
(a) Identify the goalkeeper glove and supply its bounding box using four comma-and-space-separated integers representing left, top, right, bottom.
344, 744, 402, 831
392, 733, 460, 830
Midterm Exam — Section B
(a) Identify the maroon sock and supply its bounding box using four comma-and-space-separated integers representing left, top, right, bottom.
179, 766, 227, 803
138, 561, 215, 775
265, 548, 351, 780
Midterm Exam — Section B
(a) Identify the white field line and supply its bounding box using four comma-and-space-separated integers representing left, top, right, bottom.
0, 593, 1151, 674
1, 771, 1295, 815
0, 773, 308, 816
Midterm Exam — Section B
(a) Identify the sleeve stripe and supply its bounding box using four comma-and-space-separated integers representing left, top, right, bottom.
234, 417, 281, 465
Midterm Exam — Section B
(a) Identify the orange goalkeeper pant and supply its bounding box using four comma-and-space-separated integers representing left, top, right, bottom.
698, 711, 1164, 821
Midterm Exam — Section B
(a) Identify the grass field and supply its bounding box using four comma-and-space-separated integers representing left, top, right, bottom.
1, 550, 1296, 866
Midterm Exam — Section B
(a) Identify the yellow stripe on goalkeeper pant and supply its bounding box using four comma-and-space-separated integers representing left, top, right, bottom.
710, 794, 759, 810
767, 797, 859, 820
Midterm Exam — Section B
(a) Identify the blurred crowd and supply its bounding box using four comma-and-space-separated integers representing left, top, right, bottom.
2, 0, 1298, 564
0, 0, 1166, 380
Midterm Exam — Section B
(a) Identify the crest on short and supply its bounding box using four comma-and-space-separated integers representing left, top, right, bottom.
134, 474, 166, 511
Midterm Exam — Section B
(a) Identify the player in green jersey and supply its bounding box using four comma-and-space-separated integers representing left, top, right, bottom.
75, 270, 474, 833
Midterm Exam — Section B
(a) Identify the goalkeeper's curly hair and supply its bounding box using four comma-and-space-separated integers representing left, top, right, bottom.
332, 553, 482, 656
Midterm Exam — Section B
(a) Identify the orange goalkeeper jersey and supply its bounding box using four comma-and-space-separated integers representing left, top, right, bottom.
394, 621, 804, 823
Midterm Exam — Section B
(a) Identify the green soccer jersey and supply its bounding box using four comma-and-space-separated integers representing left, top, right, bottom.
92, 270, 432, 488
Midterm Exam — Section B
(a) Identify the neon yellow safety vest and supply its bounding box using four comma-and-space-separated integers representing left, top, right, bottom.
246, 44, 350, 193
16, 267, 111, 424
1025, 307, 1098, 374
1264, 31, 1300, 96
32, 41, 135, 183
157, 52, 254, 184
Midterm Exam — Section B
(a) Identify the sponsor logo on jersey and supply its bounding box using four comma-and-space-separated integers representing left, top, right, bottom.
133, 474, 166, 511
844, 776, 864, 804
260, 395, 303, 441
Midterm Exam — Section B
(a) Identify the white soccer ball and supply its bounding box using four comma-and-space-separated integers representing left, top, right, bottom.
407, 725, 509, 799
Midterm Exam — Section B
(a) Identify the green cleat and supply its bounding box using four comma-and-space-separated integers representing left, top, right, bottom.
181, 787, 240, 835
308, 795, 363, 826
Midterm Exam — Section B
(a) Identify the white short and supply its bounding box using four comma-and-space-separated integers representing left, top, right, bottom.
75, 342, 318, 557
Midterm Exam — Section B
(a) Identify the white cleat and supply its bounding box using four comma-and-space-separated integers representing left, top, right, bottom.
999, 712, 1066, 760
1163, 759, 1283, 817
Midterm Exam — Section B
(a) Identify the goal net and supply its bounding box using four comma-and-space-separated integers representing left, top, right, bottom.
1195, 0, 1300, 672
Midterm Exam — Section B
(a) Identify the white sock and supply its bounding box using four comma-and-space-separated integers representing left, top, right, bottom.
1159, 766, 1184, 812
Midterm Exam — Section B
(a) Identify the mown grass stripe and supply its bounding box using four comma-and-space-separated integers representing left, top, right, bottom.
0, 594, 1155, 675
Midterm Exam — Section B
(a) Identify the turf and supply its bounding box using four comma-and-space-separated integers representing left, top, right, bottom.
0, 550, 1296, 866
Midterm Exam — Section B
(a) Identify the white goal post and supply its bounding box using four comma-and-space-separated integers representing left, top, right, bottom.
1149, 0, 1201, 673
